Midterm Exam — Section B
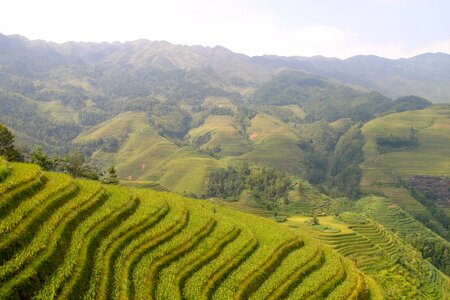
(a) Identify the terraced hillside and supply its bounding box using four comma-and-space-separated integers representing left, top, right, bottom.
314, 213, 450, 299
360, 105, 450, 232
188, 114, 251, 156
242, 113, 304, 175
73, 112, 228, 195
73, 111, 306, 196
357, 196, 450, 275
0, 161, 376, 299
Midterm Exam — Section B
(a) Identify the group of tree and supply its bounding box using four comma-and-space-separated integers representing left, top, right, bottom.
408, 231, 450, 275
204, 163, 291, 210
376, 127, 419, 153
410, 188, 450, 233
0, 124, 21, 161
0, 122, 118, 184
31, 148, 118, 184
148, 104, 192, 138
0, 90, 82, 147
297, 122, 364, 199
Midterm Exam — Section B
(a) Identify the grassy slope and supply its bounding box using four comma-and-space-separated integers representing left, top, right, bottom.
202, 96, 237, 111
242, 113, 304, 175
0, 161, 376, 300
360, 105, 450, 224
284, 104, 306, 119
73, 111, 308, 196
74, 112, 226, 195
188, 115, 251, 156
38, 100, 78, 124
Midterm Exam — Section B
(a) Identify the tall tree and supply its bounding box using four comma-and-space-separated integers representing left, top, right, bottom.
31, 147, 54, 171
62, 149, 99, 179
0, 124, 20, 161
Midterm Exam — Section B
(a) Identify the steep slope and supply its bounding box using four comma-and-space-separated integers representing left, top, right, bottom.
0, 161, 377, 299
356, 196, 450, 276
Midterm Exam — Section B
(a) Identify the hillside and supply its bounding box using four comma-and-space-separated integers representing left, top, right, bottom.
1, 32, 450, 298
0, 161, 380, 299
0, 32, 439, 164
73, 111, 227, 195
287, 206, 450, 299
360, 105, 450, 229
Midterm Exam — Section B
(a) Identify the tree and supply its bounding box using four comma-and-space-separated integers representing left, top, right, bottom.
61, 149, 99, 179
31, 147, 54, 170
102, 166, 119, 185
0, 124, 20, 161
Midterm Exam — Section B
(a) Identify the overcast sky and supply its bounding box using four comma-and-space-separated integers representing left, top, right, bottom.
1, 0, 449, 58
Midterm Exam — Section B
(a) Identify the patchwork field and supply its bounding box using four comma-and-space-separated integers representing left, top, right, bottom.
0, 161, 379, 299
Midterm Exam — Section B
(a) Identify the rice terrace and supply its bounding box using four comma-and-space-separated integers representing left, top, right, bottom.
0, 161, 376, 299
1, 1, 450, 298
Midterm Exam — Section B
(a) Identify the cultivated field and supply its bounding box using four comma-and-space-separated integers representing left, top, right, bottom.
0, 161, 375, 299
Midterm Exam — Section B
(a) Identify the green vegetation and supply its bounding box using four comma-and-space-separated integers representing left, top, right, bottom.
0, 161, 379, 299
102, 166, 120, 185
1, 33, 450, 298
392, 96, 432, 113
0, 158, 12, 182
409, 188, 450, 232
376, 127, 419, 153
204, 164, 291, 210
0, 123, 21, 161
297, 122, 364, 199
149, 104, 192, 138
314, 213, 450, 299
250, 70, 399, 122
0, 90, 81, 148
188, 114, 250, 156
327, 125, 365, 198
357, 196, 450, 276
242, 113, 304, 175
360, 105, 450, 241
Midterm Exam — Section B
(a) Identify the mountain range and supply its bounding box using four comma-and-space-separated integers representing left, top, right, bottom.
1, 33, 450, 102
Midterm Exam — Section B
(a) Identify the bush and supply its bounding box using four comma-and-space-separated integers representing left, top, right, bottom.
0, 162, 12, 182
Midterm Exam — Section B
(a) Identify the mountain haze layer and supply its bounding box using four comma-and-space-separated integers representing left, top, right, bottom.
1, 33, 450, 102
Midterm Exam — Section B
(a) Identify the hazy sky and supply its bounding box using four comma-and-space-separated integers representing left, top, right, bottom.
1, 0, 449, 58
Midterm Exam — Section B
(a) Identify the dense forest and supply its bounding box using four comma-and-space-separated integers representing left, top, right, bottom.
204, 164, 291, 210
297, 122, 364, 199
